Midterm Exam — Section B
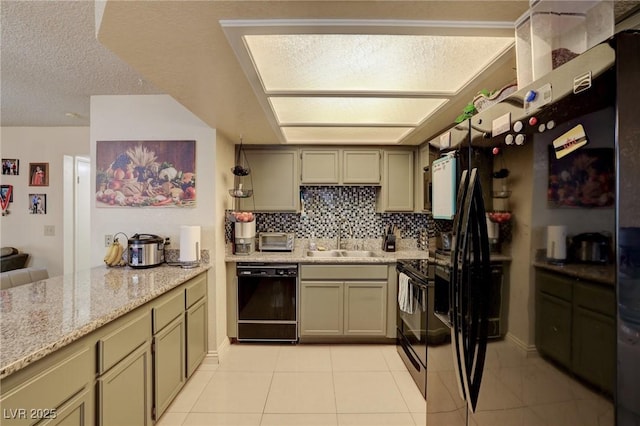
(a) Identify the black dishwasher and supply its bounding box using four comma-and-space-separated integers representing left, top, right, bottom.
236, 263, 298, 342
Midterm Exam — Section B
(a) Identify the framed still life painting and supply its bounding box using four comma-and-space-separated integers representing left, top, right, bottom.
95, 140, 196, 208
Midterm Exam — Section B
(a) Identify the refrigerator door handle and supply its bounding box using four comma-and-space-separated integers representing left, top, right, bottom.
449, 169, 470, 402
457, 168, 492, 413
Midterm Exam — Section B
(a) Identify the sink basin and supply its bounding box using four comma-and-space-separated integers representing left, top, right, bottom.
305, 250, 343, 258
341, 250, 376, 257
305, 250, 377, 258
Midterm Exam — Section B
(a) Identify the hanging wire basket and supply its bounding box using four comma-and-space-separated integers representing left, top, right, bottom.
231, 137, 251, 176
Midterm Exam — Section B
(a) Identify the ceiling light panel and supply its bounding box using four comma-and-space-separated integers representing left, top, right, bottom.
281, 126, 413, 144
244, 34, 513, 94
269, 97, 448, 125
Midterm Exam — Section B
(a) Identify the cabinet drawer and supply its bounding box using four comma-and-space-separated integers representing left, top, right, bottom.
185, 274, 206, 309
536, 270, 573, 301
574, 281, 615, 317
98, 311, 151, 374
301, 264, 387, 280
2, 347, 92, 423
153, 290, 185, 334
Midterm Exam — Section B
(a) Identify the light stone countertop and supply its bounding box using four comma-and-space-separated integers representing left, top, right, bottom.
225, 239, 429, 264
0, 263, 210, 380
224, 240, 512, 265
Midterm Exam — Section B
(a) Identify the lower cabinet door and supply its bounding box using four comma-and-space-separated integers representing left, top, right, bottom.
97, 343, 152, 426
39, 387, 93, 426
300, 281, 344, 336
153, 315, 186, 419
536, 292, 572, 368
186, 298, 207, 378
344, 281, 387, 336
572, 306, 615, 393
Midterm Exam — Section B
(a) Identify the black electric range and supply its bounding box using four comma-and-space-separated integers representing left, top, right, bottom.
396, 258, 435, 283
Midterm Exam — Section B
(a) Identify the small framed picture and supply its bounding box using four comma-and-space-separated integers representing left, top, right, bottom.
2, 159, 19, 175
0, 185, 13, 203
28, 193, 46, 214
29, 163, 49, 186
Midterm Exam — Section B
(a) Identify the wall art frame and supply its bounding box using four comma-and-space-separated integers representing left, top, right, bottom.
28, 193, 47, 214
29, 163, 49, 186
96, 140, 196, 208
2, 159, 19, 175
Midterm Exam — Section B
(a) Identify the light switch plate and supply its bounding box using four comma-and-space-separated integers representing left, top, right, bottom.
44, 225, 55, 236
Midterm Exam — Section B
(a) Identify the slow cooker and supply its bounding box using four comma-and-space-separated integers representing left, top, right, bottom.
128, 233, 167, 268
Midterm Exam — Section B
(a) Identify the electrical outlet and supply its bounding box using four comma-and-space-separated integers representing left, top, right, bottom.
105, 234, 113, 247
44, 225, 55, 236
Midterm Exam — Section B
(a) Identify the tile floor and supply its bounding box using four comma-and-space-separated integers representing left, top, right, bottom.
157, 343, 426, 426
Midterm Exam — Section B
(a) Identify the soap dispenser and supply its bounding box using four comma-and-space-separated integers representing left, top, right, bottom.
309, 232, 317, 251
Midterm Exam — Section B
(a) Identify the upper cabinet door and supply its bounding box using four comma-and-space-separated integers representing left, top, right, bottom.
239, 149, 299, 211
380, 150, 414, 212
300, 149, 340, 184
342, 150, 381, 184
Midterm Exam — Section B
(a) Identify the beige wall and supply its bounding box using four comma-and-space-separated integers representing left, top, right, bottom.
0, 127, 89, 277
500, 141, 535, 349
214, 133, 235, 352
90, 94, 223, 358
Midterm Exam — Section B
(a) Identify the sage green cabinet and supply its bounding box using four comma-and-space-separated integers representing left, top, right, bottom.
239, 149, 299, 211
152, 289, 187, 419
378, 150, 414, 212
0, 272, 208, 426
39, 388, 92, 426
344, 281, 387, 335
342, 149, 381, 184
97, 344, 152, 426
299, 264, 387, 339
299, 148, 381, 185
97, 311, 152, 426
0, 345, 94, 426
535, 268, 615, 394
300, 150, 340, 184
572, 281, 615, 393
536, 291, 572, 368
300, 281, 344, 336
153, 315, 186, 419
186, 298, 207, 378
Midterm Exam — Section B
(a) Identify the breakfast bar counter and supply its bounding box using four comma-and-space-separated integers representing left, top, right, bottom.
0, 263, 210, 379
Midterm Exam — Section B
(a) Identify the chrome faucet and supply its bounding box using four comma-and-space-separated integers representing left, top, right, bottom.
337, 218, 354, 250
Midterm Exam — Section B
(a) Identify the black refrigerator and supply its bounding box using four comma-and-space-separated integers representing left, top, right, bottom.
427, 30, 640, 426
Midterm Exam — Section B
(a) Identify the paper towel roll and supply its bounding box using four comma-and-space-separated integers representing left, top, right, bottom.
546, 225, 567, 260
180, 226, 201, 262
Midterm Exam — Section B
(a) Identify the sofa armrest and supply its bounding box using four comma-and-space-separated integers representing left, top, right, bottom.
1, 267, 49, 290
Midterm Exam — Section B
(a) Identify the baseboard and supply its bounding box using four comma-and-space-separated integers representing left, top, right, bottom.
505, 332, 539, 357
200, 337, 231, 365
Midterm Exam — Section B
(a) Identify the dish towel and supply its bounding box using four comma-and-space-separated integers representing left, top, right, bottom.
398, 272, 416, 314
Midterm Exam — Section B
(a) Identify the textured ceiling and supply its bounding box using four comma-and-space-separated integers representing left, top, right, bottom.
2, 0, 639, 144
0, 1, 161, 127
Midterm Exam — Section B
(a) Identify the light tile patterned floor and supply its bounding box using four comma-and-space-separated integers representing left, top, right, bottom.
157, 343, 426, 426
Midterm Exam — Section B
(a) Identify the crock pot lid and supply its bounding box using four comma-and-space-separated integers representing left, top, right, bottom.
129, 233, 163, 244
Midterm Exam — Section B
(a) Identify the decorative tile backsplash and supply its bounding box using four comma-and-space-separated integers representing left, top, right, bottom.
226, 186, 435, 243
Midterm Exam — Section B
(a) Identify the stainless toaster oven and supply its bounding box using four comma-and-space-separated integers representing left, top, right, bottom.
258, 232, 295, 252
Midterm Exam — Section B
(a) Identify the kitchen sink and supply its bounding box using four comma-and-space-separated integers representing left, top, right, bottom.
305, 250, 377, 258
